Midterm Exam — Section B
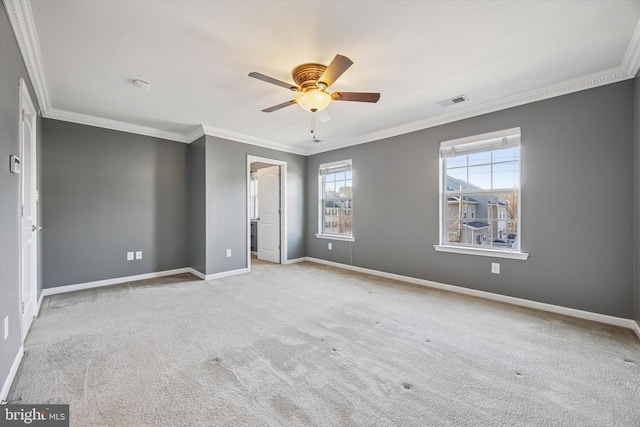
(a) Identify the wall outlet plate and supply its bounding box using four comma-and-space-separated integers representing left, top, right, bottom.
328, 243, 332, 250
135, 251, 142, 260
4, 316, 8, 340
491, 263, 500, 274
225, 249, 231, 257
127, 252, 134, 261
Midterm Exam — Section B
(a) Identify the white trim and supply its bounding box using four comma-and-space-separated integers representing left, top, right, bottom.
304, 257, 638, 333
36, 290, 44, 316
44, 108, 188, 143
0, 346, 24, 404
632, 321, 640, 341
204, 126, 306, 155
204, 268, 248, 280
3, 0, 49, 113
284, 257, 307, 265
622, 18, 640, 78
188, 268, 206, 280
5, 0, 639, 156
433, 245, 529, 260
247, 156, 288, 272
305, 66, 632, 155
41, 268, 192, 297
315, 233, 355, 242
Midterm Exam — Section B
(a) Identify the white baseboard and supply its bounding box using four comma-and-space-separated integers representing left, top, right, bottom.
1, 346, 24, 404
632, 321, 640, 340
305, 257, 639, 334
41, 268, 192, 297
284, 257, 307, 265
188, 268, 206, 280
205, 268, 248, 280
36, 291, 44, 317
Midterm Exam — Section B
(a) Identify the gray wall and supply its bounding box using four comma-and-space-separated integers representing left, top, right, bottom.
42, 119, 189, 287
0, 1, 42, 397
307, 81, 635, 319
204, 136, 305, 275
187, 136, 206, 275
635, 72, 640, 326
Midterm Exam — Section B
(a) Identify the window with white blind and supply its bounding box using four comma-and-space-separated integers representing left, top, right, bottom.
316, 159, 354, 241
435, 128, 528, 260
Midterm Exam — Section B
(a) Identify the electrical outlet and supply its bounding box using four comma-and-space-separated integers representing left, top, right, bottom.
491, 262, 500, 274
127, 252, 134, 261
135, 251, 142, 260
328, 243, 332, 250
4, 316, 8, 340
225, 249, 231, 258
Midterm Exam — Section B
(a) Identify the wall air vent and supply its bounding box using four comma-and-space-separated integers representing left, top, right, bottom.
437, 95, 468, 108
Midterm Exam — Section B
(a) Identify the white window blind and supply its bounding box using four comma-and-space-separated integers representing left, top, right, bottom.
440, 128, 520, 158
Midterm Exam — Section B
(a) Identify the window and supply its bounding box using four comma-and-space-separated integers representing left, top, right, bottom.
317, 159, 354, 241
436, 128, 528, 260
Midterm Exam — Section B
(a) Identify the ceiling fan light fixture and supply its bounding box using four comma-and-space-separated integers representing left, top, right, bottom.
296, 90, 331, 112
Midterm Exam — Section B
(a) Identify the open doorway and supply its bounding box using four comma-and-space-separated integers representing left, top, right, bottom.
247, 156, 287, 271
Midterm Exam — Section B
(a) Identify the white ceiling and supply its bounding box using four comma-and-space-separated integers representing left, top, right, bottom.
8, 0, 640, 155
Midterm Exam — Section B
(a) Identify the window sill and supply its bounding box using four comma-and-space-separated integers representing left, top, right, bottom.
315, 234, 355, 242
433, 245, 529, 260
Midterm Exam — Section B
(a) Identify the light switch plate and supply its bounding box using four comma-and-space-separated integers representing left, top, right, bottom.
491, 263, 500, 274
127, 252, 134, 261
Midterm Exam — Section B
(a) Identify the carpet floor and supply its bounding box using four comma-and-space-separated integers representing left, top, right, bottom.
7, 260, 640, 426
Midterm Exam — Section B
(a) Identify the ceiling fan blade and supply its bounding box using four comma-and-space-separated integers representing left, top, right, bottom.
249, 72, 299, 91
317, 108, 332, 123
262, 99, 296, 112
318, 54, 353, 88
331, 92, 380, 103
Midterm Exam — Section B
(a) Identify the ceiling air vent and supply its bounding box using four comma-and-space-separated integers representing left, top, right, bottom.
437, 95, 468, 108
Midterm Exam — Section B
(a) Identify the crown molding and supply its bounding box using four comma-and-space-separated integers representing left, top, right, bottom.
305, 65, 633, 155
184, 125, 206, 143
201, 125, 307, 155
43, 108, 188, 143
4, 0, 51, 113
6, 0, 639, 156
622, 17, 640, 78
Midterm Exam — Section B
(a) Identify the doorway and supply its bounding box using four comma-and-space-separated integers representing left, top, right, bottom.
18, 78, 38, 341
247, 156, 287, 270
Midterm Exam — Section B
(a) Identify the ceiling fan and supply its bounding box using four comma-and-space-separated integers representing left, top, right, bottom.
249, 54, 380, 114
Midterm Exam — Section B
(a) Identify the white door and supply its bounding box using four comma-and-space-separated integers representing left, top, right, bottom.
257, 165, 281, 263
19, 79, 37, 340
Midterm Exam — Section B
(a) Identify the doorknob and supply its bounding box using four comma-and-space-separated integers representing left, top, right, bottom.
32, 225, 42, 232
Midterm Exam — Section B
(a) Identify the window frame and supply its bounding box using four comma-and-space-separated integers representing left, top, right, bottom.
435, 128, 529, 260
316, 159, 355, 242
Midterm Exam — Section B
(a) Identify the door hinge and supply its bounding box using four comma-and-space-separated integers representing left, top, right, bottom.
22, 108, 25, 121
21, 205, 24, 217
21, 301, 25, 314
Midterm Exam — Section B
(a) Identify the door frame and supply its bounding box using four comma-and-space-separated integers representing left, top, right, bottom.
18, 77, 38, 340
246, 155, 287, 271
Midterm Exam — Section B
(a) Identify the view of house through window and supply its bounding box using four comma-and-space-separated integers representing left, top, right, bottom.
319, 160, 353, 236
440, 129, 521, 251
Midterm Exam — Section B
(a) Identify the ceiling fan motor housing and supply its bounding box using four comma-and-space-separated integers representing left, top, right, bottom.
292, 63, 328, 92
